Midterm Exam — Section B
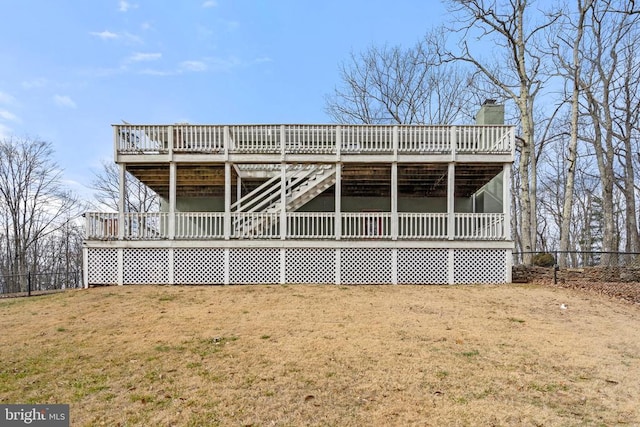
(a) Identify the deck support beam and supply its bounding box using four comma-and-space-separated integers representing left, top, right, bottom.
391, 162, 398, 241
335, 126, 342, 241
503, 164, 511, 241
447, 163, 455, 241
504, 163, 512, 283
447, 249, 455, 284
280, 162, 287, 240
118, 164, 126, 240
169, 162, 176, 239
224, 162, 231, 240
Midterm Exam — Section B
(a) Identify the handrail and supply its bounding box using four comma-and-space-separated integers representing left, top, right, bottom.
84, 212, 506, 240
231, 174, 281, 212
454, 213, 504, 240
232, 165, 319, 214
175, 212, 224, 239
113, 124, 515, 156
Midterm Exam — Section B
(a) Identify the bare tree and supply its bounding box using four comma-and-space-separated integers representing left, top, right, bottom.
611, 40, 640, 253
0, 137, 82, 293
325, 32, 477, 125
577, 0, 640, 263
91, 160, 158, 213
441, 0, 561, 263
546, 0, 595, 266
28, 215, 83, 290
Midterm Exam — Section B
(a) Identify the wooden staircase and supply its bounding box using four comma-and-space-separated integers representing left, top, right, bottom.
231, 164, 336, 236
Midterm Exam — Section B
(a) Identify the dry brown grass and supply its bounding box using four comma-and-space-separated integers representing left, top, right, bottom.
1, 284, 639, 426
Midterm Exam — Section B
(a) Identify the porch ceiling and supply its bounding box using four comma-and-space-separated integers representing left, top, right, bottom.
454, 164, 504, 197
125, 162, 503, 199
126, 164, 229, 198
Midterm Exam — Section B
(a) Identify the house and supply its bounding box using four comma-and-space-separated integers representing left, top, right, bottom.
83, 101, 514, 286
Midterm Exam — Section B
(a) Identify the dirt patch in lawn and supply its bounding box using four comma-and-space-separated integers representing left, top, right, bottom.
1, 284, 639, 426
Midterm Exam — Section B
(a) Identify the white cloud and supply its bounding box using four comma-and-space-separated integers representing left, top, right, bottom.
128, 52, 162, 62
202, 1, 218, 8
0, 91, 15, 105
0, 110, 20, 122
90, 30, 118, 40
180, 60, 208, 72
22, 78, 47, 89
90, 30, 143, 45
119, 1, 138, 12
135, 54, 265, 77
139, 68, 174, 76
53, 95, 77, 109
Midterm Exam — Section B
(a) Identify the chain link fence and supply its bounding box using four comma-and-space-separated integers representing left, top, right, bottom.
513, 251, 640, 268
0, 270, 82, 297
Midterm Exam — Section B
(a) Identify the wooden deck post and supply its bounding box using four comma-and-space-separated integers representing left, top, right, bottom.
447, 163, 455, 241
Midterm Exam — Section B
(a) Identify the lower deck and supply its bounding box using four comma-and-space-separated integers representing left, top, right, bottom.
83, 242, 512, 286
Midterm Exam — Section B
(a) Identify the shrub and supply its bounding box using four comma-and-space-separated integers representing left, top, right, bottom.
532, 252, 555, 267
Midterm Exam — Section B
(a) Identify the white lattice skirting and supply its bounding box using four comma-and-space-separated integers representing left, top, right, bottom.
86, 247, 510, 285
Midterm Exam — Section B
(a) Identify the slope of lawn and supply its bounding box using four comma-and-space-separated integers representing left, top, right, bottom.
1, 284, 639, 426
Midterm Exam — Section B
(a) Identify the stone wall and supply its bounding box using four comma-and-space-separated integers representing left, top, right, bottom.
512, 265, 640, 283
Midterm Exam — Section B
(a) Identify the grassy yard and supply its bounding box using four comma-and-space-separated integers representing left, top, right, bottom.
1, 284, 639, 426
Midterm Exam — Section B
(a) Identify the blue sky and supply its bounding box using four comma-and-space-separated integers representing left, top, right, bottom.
0, 0, 445, 198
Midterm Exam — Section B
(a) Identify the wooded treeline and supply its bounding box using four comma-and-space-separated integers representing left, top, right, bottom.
326, 0, 640, 266
0, 138, 83, 293
0, 140, 158, 294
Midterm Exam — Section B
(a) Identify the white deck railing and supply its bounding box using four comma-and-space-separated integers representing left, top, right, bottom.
174, 125, 225, 152
175, 212, 224, 239
398, 127, 451, 153
232, 212, 280, 239
342, 212, 392, 238
114, 124, 514, 155
287, 213, 335, 238
85, 212, 120, 240
85, 212, 168, 240
85, 212, 505, 241
454, 213, 504, 239
398, 213, 448, 239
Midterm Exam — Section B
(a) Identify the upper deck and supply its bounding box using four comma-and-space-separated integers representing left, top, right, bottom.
114, 124, 515, 164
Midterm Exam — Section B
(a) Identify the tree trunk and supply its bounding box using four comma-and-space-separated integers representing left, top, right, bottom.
559, 0, 591, 267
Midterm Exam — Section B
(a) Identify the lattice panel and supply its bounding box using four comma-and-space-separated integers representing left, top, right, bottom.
398, 249, 448, 284
174, 248, 225, 284
341, 248, 392, 284
454, 249, 506, 283
87, 248, 118, 285
229, 248, 280, 284
123, 249, 170, 284
285, 248, 335, 284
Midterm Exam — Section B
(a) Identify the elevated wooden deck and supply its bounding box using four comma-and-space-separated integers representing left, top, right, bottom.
115, 124, 513, 199
83, 123, 515, 286
115, 123, 514, 158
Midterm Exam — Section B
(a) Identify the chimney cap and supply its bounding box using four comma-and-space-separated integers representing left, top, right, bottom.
483, 99, 497, 105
